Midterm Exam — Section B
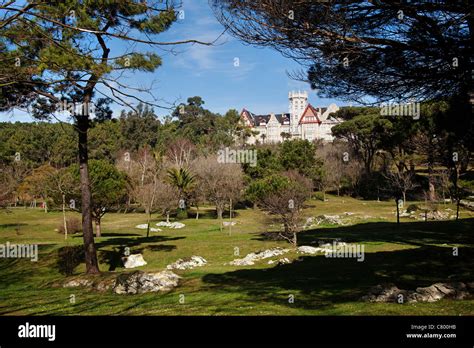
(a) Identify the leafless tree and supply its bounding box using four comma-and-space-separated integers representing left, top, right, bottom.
166, 138, 196, 168
193, 156, 244, 228
153, 180, 179, 224
383, 169, 418, 205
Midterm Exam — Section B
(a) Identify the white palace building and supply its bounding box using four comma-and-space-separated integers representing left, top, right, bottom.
240, 91, 341, 144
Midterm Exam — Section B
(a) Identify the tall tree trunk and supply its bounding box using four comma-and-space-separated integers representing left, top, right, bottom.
195, 206, 199, 220
95, 218, 102, 238
229, 198, 232, 236
146, 211, 152, 238
217, 206, 223, 232
427, 137, 436, 202
77, 117, 99, 274
395, 198, 400, 226
456, 197, 460, 221
166, 212, 170, 223
62, 193, 68, 240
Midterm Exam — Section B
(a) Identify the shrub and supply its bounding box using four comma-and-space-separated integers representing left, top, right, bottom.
406, 204, 420, 213
176, 208, 188, 220
58, 217, 82, 235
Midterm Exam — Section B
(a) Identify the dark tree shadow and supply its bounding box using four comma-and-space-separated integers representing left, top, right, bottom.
95, 235, 183, 271
99, 244, 177, 271
95, 235, 185, 249
56, 245, 84, 276
255, 219, 474, 247
0, 223, 28, 228
99, 232, 142, 237
205, 219, 474, 311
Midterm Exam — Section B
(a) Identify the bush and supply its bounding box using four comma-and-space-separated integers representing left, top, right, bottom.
58, 217, 82, 234
313, 192, 325, 201
406, 204, 420, 213
176, 208, 188, 220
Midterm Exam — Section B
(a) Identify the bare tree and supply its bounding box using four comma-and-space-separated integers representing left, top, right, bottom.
194, 156, 243, 229
316, 142, 363, 197
45, 168, 76, 239
166, 138, 196, 168
154, 181, 179, 223
383, 170, 418, 205
130, 150, 163, 237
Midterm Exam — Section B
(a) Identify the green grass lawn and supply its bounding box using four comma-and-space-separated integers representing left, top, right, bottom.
0, 195, 473, 315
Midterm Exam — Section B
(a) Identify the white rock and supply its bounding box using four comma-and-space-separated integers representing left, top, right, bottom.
135, 224, 162, 232
229, 248, 290, 266
156, 221, 185, 229
122, 254, 147, 269
268, 258, 291, 265
113, 270, 180, 294
63, 278, 93, 288
297, 245, 331, 254
167, 256, 207, 270
223, 221, 236, 227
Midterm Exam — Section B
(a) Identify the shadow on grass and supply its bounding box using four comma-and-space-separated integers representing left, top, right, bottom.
99, 233, 142, 237
254, 218, 474, 247
95, 235, 183, 271
0, 223, 28, 228
0, 244, 58, 287
206, 219, 474, 311
95, 235, 185, 249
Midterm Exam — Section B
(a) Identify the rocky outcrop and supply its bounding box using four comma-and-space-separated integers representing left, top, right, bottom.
63, 278, 94, 288
304, 215, 348, 228
62, 277, 115, 292
113, 270, 180, 294
297, 245, 332, 254
135, 224, 161, 232
361, 282, 473, 303
166, 256, 207, 270
156, 221, 185, 229
228, 248, 290, 266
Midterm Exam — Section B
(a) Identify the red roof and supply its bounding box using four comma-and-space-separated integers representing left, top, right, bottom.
298, 104, 322, 124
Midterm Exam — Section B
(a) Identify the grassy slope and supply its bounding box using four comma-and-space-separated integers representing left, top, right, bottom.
0, 195, 473, 315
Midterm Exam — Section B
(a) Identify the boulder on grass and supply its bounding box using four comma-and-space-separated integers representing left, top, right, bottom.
166, 256, 207, 270
113, 270, 180, 294
361, 282, 472, 303
408, 282, 470, 302
122, 254, 147, 269
228, 248, 290, 266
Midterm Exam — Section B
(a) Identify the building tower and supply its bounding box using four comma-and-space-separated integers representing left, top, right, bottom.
288, 90, 308, 136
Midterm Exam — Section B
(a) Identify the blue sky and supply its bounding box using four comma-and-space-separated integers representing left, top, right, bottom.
1, 0, 348, 122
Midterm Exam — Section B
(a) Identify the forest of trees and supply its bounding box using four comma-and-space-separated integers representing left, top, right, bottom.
1, 100, 472, 230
